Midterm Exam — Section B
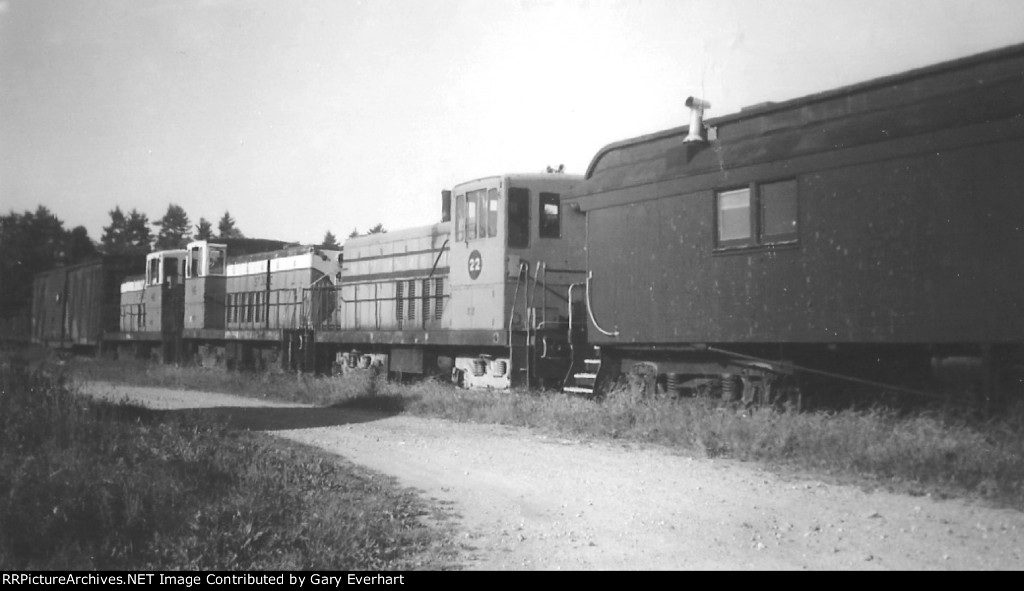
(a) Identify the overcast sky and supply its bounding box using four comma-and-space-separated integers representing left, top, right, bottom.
2, 0, 1023, 246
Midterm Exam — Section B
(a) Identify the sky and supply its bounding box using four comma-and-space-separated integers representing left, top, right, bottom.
2, 0, 1024, 246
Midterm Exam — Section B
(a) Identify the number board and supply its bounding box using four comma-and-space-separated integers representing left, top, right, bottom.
468, 250, 482, 280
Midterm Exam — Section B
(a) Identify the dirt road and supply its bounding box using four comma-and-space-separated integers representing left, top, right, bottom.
83, 382, 1024, 570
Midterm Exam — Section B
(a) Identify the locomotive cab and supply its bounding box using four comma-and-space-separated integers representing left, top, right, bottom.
113, 247, 189, 360
448, 173, 586, 388
186, 241, 227, 279
184, 240, 228, 331
142, 250, 187, 337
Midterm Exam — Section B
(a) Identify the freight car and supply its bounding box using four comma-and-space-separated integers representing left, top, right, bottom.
563, 43, 1024, 404
30, 256, 142, 351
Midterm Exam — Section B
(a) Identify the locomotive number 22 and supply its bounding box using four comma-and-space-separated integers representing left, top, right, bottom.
468, 250, 482, 280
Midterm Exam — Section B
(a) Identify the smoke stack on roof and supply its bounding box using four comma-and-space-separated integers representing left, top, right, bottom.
683, 96, 711, 143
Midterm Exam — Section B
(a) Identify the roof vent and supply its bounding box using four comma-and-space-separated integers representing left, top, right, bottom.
683, 96, 711, 143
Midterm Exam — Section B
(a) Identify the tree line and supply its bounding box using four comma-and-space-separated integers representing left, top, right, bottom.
100, 206, 246, 255
0, 204, 246, 319
1, 202, 386, 320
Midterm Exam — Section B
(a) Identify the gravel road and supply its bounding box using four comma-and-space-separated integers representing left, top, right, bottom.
83, 381, 1024, 570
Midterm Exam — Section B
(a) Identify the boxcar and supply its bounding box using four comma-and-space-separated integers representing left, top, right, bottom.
31, 256, 141, 350
564, 43, 1024, 403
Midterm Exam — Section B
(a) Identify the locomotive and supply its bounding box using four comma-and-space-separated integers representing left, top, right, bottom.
29, 42, 1024, 403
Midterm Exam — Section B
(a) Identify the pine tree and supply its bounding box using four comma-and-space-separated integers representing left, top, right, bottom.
65, 226, 97, 264
217, 211, 244, 239
0, 206, 96, 318
153, 204, 191, 249
322, 230, 339, 248
102, 207, 151, 255
100, 206, 127, 253
195, 218, 214, 240
124, 209, 152, 253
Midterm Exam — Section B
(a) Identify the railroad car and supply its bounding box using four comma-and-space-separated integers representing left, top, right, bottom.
224, 244, 343, 370
30, 256, 140, 351
0, 312, 31, 344
325, 219, 451, 378
106, 249, 187, 362
563, 43, 1024, 404
181, 238, 292, 335
179, 238, 294, 367
320, 172, 587, 388
118, 274, 145, 333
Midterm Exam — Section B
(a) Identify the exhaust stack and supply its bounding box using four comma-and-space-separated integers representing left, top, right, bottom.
683, 96, 711, 143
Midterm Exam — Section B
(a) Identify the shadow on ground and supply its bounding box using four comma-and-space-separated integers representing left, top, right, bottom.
98, 395, 407, 431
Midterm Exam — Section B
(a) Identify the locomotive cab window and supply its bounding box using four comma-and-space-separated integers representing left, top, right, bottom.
539, 192, 561, 239
208, 246, 226, 275
455, 194, 466, 242
715, 180, 798, 250
508, 187, 530, 249
487, 188, 499, 237
456, 189, 499, 242
187, 246, 201, 278
165, 259, 180, 284
466, 196, 478, 240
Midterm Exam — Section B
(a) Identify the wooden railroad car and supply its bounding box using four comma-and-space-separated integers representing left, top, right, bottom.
564, 43, 1024, 403
31, 256, 141, 351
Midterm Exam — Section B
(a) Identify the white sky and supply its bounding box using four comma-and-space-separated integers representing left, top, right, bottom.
2, 0, 1023, 245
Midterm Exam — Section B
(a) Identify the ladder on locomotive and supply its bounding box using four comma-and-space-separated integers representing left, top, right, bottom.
562, 347, 601, 397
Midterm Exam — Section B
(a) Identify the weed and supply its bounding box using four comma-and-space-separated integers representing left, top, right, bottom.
0, 352, 457, 570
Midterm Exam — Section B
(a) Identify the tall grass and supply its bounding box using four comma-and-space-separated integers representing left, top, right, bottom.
0, 356, 455, 570
68, 355, 1024, 509
361, 377, 1024, 506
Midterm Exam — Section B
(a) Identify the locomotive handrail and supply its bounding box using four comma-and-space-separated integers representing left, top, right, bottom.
585, 271, 619, 337
508, 262, 529, 367
427, 239, 449, 280
564, 281, 585, 386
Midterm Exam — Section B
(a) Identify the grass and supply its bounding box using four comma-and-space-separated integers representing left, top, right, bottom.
0, 350, 458, 570
67, 353, 1024, 510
